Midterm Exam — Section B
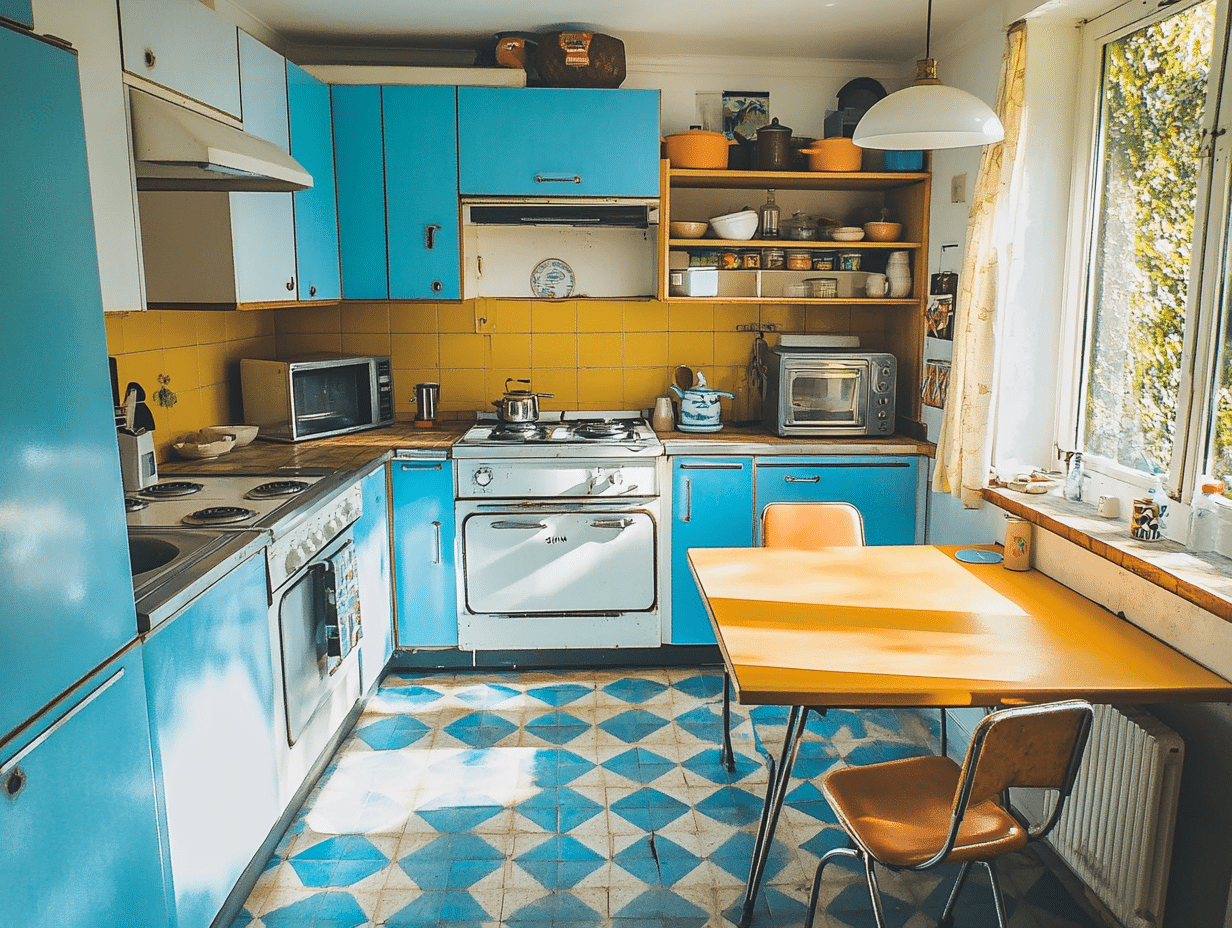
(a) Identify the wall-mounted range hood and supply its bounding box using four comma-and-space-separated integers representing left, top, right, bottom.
129, 89, 312, 192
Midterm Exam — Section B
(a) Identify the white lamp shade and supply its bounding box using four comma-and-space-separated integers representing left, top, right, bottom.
853, 83, 1004, 150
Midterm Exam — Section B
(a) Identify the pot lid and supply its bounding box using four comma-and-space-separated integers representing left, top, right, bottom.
756, 117, 792, 138
667, 126, 728, 140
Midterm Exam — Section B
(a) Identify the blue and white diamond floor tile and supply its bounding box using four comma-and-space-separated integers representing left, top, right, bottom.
233, 668, 1102, 928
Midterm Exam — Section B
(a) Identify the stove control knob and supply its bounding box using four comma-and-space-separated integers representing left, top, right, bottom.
473, 467, 493, 488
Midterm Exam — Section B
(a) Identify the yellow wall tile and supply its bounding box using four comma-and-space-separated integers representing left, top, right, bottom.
623, 301, 668, 332
759, 304, 805, 333
487, 368, 529, 399
390, 333, 439, 369
532, 369, 579, 410
116, 349, 164, 403
489, 300, 531, 333
668, 301, 716, 332
490, 333, 532, 369
390, 302, 438, 333
160, 385, 204, 446
577, 368, 624, 408
121, 310, 164, 353
197, 386, 233, 427
228, 335, 276, 364
531, 300, 577, 333
277, 304, 341, 335
578, 333, 623, 367
668, 332, 713, 368
439, 333, 487, 369
532, 333, 577, 368
623, 367, 670, 410
277, 333, 343, 356
804, 306, 853, 334
196, 312, 229, 345
715, 331, 757, 367
160, 311, 198, 348
437, 368, 490, 412
198, 341, 230, 388
104, 313, 126, 354
625, 332, 668, 367
342, 332, 393, 357
342, 302, 391, 334
436, 303, 475, 334
394, 368, 441, 416
226, 309, 275, 341
577, 301, 624, 333
714, 303, 760, 331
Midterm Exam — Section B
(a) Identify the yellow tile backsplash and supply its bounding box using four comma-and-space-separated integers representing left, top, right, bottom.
106, 297, 866, 460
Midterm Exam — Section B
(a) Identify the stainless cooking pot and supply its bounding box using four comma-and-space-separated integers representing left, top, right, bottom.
493, 378, 554, 423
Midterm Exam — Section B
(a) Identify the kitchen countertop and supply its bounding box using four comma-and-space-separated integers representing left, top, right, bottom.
159, 419, 933, 478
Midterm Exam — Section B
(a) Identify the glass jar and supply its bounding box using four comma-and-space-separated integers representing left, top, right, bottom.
781, 211, 819, 241
786, 249, 813, 270
811, 251, 836, 270
761, 248, 786, 270
741, 250, 761, 269
838, 252, 862, 271
718, 250, 741, 270
805, 277, 838, 298
690, 250, 719, 267
758, 189, 780, 239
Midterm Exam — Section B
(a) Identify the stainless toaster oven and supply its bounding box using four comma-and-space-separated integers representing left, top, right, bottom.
757, 341, 896, 436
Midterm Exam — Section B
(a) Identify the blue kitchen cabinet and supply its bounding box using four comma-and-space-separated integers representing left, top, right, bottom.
670, 457, 755, 644
392, 458, 458, 647
457, 87, 660, 196
142, 553, 280, 928
287, 61, 340, 301
331, 84, 388, 299
0, 644, 168, 928
2, 24, 139, 740
0, 0, 32, 27
288, 61, 342, 300
753, 456, 919, 545
385, 85, 461, 299
355, 464, 394, 692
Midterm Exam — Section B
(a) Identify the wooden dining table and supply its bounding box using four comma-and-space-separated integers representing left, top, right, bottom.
687, 543, 1232, 928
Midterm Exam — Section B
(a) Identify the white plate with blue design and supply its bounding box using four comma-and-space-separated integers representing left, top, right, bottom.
530, 258, 575, 299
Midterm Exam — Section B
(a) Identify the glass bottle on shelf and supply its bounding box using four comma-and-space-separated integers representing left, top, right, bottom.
758, 189, 780, 239
1188, 477, 1225, 552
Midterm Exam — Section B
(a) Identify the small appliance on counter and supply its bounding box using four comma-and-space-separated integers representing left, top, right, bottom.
115, 374, 158, 492
414, 382, 440, 428
757, 337, 897, 436
240, 354, 394, 442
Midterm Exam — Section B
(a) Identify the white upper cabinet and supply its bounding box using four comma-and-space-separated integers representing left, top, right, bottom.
118, 0, 241, 118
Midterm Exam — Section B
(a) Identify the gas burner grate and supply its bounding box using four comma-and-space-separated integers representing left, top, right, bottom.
125, 496, 149, 512
489, 425, 549, 441
571, 418, 638, 440
181, 505, 257, 526
140, 480, 205, 498
246, 479, 309, 499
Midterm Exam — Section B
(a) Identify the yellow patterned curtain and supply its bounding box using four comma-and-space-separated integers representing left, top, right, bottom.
932, 22, 1027, 507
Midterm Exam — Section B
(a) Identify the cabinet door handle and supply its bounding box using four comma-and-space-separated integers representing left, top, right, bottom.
399, 463, 443, 471
286, 277, 295, 292
491, 520, 547, 530
784, 474, 822, 483
535, 173, 582, 184
680, 462, 745, 470
432, 520, 442, 564
308, 284, 317, 297
425, 223, 441, 250
682, 478, 692, 523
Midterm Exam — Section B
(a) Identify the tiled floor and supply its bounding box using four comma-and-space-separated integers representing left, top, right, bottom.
232, 668, 1103, 928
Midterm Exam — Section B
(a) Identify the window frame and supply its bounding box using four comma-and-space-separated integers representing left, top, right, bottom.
1059, 0, 1232, 522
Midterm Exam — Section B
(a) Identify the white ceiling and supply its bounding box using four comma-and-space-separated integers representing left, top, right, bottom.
226, 0, 1102, 65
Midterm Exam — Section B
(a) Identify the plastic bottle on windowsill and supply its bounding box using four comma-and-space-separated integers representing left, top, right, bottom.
1148, 476, 1171, 537
1188, 477, 1225, 553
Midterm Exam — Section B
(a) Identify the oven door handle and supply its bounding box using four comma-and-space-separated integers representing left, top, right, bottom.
490, 520, 548, 530
784, 474, 822, 483
590, 517, 635, 530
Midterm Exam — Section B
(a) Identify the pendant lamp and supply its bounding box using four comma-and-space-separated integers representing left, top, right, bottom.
852, 0, 1004, 150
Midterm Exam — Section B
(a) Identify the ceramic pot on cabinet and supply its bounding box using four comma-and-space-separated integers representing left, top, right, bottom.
886, 251, 912, 298
670, 382, 735, 432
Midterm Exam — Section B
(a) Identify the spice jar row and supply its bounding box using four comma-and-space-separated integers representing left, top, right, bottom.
688, 248, 865, 271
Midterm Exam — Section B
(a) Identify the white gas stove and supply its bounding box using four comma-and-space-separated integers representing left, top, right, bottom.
451, 410, 663, 460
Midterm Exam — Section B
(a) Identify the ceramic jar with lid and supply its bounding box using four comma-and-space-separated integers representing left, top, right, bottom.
755, 118, 793, 171
886, 250, 912, 297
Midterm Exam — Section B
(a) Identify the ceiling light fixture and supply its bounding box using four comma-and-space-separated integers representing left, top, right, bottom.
852, 0, 1004, 150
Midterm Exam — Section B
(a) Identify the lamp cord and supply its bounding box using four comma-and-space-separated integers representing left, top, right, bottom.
926, 0, 933, 57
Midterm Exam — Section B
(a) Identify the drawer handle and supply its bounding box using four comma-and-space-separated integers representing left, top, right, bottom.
784, 474, 822, 483
425, 223, 441, 250
535, 173, 582, 184
491, 520, 547, 530
432, 520, 442, 564
591, 517, 634, 530
683, 478, 692, 522
680, 462, 745, 470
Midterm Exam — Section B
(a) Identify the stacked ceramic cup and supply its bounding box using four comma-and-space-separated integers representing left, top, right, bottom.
886, 251, 912, 298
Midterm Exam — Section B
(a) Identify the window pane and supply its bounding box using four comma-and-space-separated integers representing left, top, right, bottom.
1083, 2, 1215, 473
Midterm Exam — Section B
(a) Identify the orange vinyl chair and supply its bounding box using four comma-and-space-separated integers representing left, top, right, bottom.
719, 502, 865, 772
802, 699, 1095, 928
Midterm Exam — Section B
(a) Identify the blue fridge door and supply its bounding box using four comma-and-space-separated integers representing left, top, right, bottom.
0, 25, 138, 739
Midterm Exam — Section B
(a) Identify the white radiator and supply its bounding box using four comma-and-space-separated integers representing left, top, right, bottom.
1045, 704, 1184, 928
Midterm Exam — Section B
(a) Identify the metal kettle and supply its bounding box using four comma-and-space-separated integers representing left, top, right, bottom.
493, 378, 554, 423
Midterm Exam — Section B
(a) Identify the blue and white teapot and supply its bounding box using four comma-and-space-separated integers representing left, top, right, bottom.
670, 371, 734, 432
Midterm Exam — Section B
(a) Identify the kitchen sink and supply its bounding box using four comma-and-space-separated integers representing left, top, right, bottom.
130, 535, 181, 578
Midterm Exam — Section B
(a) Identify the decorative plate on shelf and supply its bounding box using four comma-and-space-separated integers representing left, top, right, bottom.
530, 258, 575, 299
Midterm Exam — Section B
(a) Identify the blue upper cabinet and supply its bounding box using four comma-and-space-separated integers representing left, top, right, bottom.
0, 0, 33, 28
2, 26, 138, 739
385, 85, 460, 300
287, 62, 340, 301
332, 84, 388, 299
457, 87, 660, 196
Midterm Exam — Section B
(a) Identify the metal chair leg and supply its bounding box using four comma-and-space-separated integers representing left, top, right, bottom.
940, 707, 948, 757
983, 860, 1010, 928
937, 860, 972, 928
864, 854, 889, 928
721, 669, 736, 773
804, 846, 859, 928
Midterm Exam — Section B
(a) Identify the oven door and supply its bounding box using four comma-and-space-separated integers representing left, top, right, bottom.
276, 531, 362, 745
462, 507, 656, 615
782, 360, 870, 431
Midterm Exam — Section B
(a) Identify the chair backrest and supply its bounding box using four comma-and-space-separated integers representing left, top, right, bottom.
761, 501, 865, 549
954, 699, 1094, 839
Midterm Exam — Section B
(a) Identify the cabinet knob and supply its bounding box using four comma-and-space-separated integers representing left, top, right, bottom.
309, 284, 317, 297
143, 48, 156, 70
4, 766, 26, 799
286, 277, 295, 292
431, 280, 444, 293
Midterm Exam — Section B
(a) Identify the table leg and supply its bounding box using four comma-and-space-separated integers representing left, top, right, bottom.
722, 670, 736, 773
739, 704, 810, 928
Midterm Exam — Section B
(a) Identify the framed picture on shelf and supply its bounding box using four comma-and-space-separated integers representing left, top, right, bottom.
925, 294, 955, 340
722, 91, 769, 140
922, 359, 952, 408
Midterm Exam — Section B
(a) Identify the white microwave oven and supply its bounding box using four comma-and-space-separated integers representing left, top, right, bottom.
757, 341, 897, 437
240, 354, 394, 442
